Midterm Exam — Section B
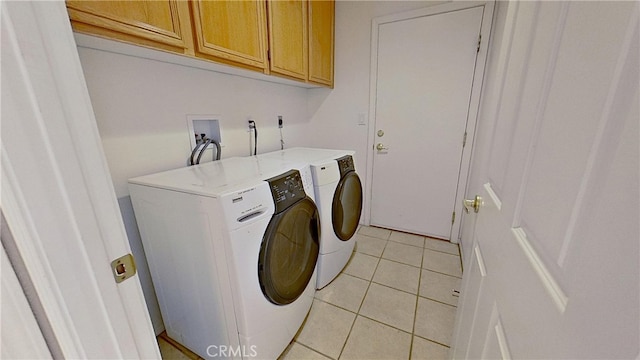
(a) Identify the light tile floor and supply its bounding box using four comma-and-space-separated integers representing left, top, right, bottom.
280, 225, 463, 360
158, 225, 463, 360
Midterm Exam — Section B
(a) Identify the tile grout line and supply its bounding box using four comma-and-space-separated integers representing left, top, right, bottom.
313, 295, 423, 344
354, 313, 414, 337
294, 298, 351, 359
423, 247, 461, 256
419, 240, 458, 351
423, 246, 463, 257
368, 278, 418, 298
295, 341, 335, 360
337, 238, 387, 360
412, 333, 453, 349
422, 268, 463, 280
408, 243, 427, 359
312, 296, 359, 316
359, 226, 460, 253
421, 267, 464, 279
417, 294, 458, 309
352, 248, 463, 279
376, 254, 421, 269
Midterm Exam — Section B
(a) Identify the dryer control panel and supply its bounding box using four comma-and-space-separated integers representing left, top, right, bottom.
267, 170, 307, 214
336, 155, 356, 177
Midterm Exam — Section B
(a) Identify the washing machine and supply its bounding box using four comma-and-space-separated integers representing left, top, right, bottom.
129, 156, 319, 359
258, 147, 363, 289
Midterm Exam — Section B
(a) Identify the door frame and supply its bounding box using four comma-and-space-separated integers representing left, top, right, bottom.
363, 1, 495, 243
1, 236, 52, 359
2, 1, 159, 358
457, 1, 517, 265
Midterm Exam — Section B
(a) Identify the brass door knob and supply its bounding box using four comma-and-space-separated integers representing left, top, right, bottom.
463, 195, 483, 213
376, 143, 389, 151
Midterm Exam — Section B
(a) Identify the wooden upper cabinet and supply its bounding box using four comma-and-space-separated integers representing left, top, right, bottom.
66, 0, 334, 87
191, 0, 269, 72
267, 0, 308, 81
66, 1, 193, 54
308, 0, 334, 87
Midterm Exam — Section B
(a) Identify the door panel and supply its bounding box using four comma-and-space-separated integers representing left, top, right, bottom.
453, 2, 639, 358
67, 1, 178, 34
480, 307, 511, 360
268, 0, 308, 80
1, 245, 52, 359
515, 1, 634, 269
370, 6, 484, 239
485, 1, 543, 200
451, 243, 487, 359
191, 0, 269, 70
308, 0, 334, 86
66, 0, 192, 52
458, 1, 517, 262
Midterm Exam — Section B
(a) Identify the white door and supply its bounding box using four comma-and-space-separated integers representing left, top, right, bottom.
1, 1, 160, 358
1, 244, 52, 359
452, 2, 639, 358
369, 3, 491, 240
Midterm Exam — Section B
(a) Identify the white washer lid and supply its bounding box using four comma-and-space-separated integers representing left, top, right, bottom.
258, 147, 354, 166
129, 156, 308, 198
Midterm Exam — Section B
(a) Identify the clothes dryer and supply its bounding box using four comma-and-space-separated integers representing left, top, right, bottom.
258, 148, 363, 288
129, 156, 318, 359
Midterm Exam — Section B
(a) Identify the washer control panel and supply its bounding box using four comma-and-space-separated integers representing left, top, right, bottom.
336, 155, 356, 177
267, 170, 306, 213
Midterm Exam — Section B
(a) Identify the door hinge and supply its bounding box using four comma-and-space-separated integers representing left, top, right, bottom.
463, 132, 467, 147
477, 34, 482, 53
451, 211, 456, 225
111, 253, 137, 284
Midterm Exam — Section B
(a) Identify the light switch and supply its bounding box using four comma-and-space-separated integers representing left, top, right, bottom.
357, 113, 367, 126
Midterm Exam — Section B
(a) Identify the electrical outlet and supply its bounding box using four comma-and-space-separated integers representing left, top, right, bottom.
278, 115, 283, 128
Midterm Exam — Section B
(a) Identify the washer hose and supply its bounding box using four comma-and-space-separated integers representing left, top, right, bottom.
190, 138, 221, 165
248, 120, 257, 155
189, 142, 204, 166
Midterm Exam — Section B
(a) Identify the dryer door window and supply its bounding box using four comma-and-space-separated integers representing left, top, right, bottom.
258, 197, 320, 305
332, 171, 363, 241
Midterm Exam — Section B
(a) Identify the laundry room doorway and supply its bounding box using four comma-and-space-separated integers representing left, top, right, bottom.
366, 2, 494, 241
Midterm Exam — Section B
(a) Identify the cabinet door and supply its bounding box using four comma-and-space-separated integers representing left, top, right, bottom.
66, 1, 193, 54
268, 0, 308, 80
308, 0, 334, 87
191, 0, 269, 72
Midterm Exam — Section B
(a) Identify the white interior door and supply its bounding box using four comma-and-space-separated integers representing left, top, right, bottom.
1, 1, 160, 358
369, 3, 489, 240
1, 244, 52, 359
452, 2, 639, 358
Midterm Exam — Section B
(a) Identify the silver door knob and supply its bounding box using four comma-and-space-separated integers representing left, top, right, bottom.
463, 195, 483, 213
376, 143, 389, 151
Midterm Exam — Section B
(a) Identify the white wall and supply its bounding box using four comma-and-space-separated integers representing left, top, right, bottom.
79, 47, 311, 198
